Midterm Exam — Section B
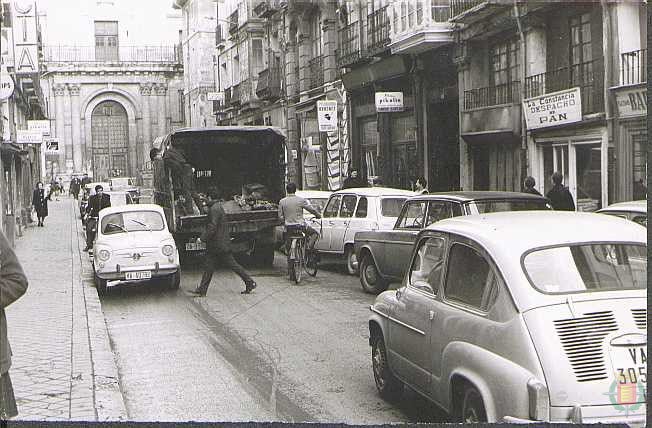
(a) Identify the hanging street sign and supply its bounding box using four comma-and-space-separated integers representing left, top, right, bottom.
317, 100, 337, 132
375, 92, 404, 112
523, 87, 582, 130
16, 129, 43, 144
206, 92, 225, 102
28, 120, 51, 136
44, 138, 59, 153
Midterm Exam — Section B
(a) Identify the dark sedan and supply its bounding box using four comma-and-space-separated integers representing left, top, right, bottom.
354, 191, 552, 294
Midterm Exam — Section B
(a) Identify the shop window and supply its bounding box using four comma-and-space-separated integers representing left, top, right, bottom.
391, 114, 417, 189
361, 118, 379, 181
632, 133, 647, 200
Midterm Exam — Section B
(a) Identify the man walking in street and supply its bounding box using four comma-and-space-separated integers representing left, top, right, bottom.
190, 189, 257, 296
546, 172, 575, 211
0, 230, 29, 420
84, 185, 111, 251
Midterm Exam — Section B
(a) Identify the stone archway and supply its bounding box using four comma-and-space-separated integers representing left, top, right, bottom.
91, 101, 129, 181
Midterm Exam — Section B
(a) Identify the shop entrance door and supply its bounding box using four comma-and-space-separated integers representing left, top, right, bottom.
91, 101, 129, 181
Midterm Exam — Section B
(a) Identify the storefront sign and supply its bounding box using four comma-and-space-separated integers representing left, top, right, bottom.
44, 138, 59, 153
206, 92, 224, 102
0, 66, 14, 100
614, 87, 646, 118
16, 130, 42, 144
523, 87, 582, 130
375, 92, 404, 112
12, 1, 39, 75
317, 100, 337, 132
28, 120, 51, 135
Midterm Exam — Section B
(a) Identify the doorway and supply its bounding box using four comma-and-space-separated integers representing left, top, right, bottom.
91, 101, 129, 181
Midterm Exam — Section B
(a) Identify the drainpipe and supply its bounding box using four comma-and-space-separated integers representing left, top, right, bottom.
514, 0, 527, 191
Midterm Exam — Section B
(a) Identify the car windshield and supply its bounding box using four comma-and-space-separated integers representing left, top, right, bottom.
523, 243, 647, 294
308, 198, 328, 213
381, 198, 408, 217
468, 199, 551, 214
101, 211, 165, 234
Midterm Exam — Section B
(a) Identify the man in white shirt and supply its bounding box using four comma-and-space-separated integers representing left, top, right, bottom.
278, 182, 322, 261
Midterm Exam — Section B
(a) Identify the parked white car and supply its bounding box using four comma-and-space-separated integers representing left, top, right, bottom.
92, 204, 180, 295
369, 211, 646, 424
597, 200, 646, 227
313, 187, 414, 274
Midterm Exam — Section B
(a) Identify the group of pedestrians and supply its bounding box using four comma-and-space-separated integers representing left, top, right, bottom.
522, 172, 576, 211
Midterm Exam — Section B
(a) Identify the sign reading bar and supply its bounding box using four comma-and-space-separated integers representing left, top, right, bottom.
614, 87, 646, 118
375, 92, 404, 112
317, 100, 337, 132
28, 120, 51, 135
206, 92, 224, 102
523, 87, 582, 130
16, 130, 43, 144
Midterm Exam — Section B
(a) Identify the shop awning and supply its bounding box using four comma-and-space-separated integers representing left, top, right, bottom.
461, 130, 520, 145
0, 142, 28, 155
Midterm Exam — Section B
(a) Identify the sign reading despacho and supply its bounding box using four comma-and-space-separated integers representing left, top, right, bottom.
523, 87, 582, 130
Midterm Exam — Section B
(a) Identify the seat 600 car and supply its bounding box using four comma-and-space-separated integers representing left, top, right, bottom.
92, 204, 180, 295
369, 211, 646, 425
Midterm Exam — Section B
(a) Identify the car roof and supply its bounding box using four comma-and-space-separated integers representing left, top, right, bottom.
296, 190, 332, 199
406, 191, 548, 202
332, 187, 414, 197
423, 211, 646, 311
597, 200, 647, 213
99, 203, 164, 217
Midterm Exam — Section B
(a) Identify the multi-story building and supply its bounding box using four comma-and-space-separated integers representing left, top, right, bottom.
452, 0, 646, 209
39, 0, 184, 181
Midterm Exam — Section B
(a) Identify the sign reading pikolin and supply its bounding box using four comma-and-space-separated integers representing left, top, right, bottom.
375, 92, 404, 113
523, 87, 582, 130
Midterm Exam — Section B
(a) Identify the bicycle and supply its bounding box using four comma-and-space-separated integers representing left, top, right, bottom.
286, 223, 319, 284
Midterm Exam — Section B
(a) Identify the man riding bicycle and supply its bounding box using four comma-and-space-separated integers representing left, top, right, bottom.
278, 183, 322, 268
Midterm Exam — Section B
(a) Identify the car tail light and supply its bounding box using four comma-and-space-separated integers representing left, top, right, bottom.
162, 245, 174, 256
98, 249, 111, 261
527, 378, 550, 421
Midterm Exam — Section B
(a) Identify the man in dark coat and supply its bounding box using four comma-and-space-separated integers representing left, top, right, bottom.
84, 185, 111, 251
0, 230, 28, 419
522, 176, 542, 196
190, 189, 257, 296
32, 182, 51, 227
546, 172, 575, 211
163, 145, 196, 214
69, 177, 81, 200
341, 169, 366, 189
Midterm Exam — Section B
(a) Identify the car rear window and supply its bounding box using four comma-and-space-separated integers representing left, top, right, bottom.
381, 198, 407, 217
469, 199, 551, 213
523, 243, 646, 294
101, 211, 165, 234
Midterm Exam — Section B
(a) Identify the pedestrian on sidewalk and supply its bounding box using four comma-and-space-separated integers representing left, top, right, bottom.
0, 231, 29, 420
70, 177, 81, 200
522, 176, 542, 196
31, 182, 51, 227
191, 189, 257, 296
84, 185, 111, 251
546, 172, 575, 211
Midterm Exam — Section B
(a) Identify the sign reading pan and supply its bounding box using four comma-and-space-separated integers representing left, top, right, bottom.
523, 87, 582, 130
375, 92, 404, 112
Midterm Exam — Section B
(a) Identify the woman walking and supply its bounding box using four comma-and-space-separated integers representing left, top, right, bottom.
32, 182, 51, 227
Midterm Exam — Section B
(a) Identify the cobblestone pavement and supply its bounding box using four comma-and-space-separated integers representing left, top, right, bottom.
5, 196, 127, 421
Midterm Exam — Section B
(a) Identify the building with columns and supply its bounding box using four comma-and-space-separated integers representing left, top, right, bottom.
38, 0, 184, 181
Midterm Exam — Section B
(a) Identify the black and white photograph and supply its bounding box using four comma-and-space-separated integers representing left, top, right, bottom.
0, 0, 647, 426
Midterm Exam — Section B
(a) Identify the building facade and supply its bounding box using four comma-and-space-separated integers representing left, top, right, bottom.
39, 0, 184, 182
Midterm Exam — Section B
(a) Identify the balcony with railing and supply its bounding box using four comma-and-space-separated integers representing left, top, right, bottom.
216, 24, 226, 47
621, 49, 646, 86
253, 0, 280, 18
43, 45, 181, 64
464, 81, 520, 110
461, 80, 522, 135
450, 0, 484, 17
256, 65, 282, 100
229, 10, 239, 34
231, 83, 241, 106
239, 78, 260, 109
224, 87, 232, 107
525, 58, 605, 115
366, 6, 391, 57
389, 0, 453, 54
308, 55, 324, 89
338, 22, 365, 68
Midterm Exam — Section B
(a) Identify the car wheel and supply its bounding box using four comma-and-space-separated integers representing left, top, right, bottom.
371, 335, 402, 400
168, 270, 180, 290
94, 274, 107, 296
460, 385, 487, 423
360, 254, 388, 294
345, 246, 358, 276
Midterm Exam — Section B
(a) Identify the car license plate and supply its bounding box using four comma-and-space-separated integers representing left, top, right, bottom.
125, 271, 151, 280
185, 242, 206, 251
610, 345, 647, 388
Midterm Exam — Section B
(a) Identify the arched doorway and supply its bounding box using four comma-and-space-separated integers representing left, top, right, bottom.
91, 101, 129, 181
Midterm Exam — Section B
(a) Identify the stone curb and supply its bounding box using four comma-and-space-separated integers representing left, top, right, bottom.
71, 205, 128, 421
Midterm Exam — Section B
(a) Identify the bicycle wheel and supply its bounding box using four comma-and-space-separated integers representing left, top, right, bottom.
294, 239, 303, 284
288, 239, 297, 282
304, 245, 318, 277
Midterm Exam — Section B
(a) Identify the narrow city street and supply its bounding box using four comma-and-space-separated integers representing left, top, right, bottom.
96, 246, 449, 423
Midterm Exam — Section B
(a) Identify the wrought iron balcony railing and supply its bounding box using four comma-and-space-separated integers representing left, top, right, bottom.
216, 24, 225, 47
256, 65, 282, 100
224, 87, 232, 106
464, 81, 520, 110
43, 45, 181, 63
308, 55, 324, 89
525, 58, 605, 115
229, 10, 239, 34
450, 0, 484, 18
367, 6, 391, 56
253, 0, 280, 18
231, 83, 241, 105
240, 78, 259, 106
337, 22, 364, 68
621, 49, 646, 86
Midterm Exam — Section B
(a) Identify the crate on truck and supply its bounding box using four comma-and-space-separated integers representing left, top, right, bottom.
152, 126, 286, 266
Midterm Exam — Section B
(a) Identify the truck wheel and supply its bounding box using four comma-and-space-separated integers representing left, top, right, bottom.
360, 254, 388, 294
94, 274, 107, 296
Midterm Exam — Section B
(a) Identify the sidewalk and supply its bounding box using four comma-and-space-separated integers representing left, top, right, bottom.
5, 195, 127, 421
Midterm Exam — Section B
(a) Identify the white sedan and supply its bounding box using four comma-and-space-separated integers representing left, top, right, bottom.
92, 204, 180, 295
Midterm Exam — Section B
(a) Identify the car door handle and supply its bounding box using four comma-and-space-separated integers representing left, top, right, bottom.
429, 310, 436, 321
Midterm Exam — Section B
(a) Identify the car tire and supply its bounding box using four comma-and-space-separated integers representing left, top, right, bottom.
360, 254, 389, 294
371, 335, 402, 400
168, 270, 181, 290
345, 246, 358, 276
460, 385, 487, 423
94, 274, 107, 296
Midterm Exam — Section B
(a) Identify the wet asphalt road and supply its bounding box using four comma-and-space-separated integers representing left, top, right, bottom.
99, 253, 450, 423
